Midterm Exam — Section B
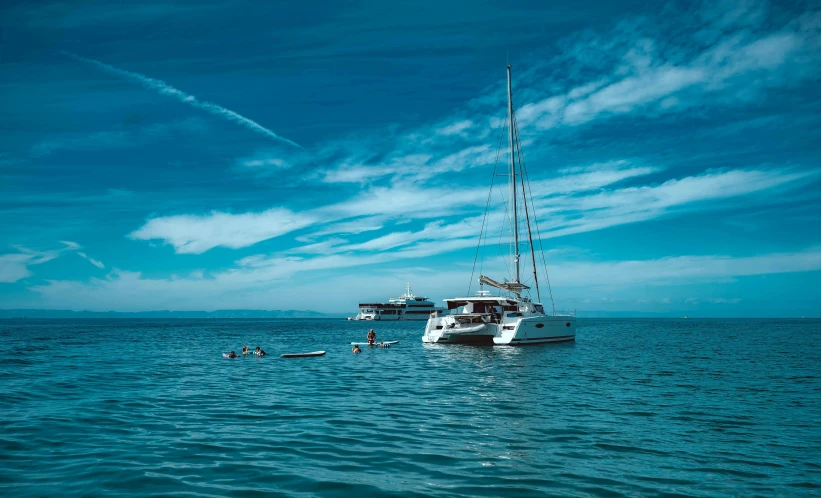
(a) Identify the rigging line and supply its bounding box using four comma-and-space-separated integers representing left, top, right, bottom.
498, 182, 514, 283
486, 115, 510, 281
512, 114, 540, 303
468, 114, 508, 296
517, 119, 556, 316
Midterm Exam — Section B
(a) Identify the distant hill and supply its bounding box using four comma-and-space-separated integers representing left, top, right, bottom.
0, 309, 334, 319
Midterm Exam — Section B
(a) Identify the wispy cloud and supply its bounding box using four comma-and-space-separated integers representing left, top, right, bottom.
24, 246, 821, 312
128, 160, 657, 253
128, 208, 317, 254
0, 249, 60, 283
62, 52, 301, 148
0, 241, 102, 283
16, 1, 819, 314
551, 247, 821, 287
515, 4, 820, 130
76, 252, 105, 269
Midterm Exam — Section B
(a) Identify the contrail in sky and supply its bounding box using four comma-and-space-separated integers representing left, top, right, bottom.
63, 52, 301, 148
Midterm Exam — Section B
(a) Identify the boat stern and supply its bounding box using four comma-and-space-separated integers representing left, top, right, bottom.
493, 316, 576, 345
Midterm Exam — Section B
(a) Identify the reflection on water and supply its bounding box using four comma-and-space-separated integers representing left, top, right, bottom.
1, 318, 820, 497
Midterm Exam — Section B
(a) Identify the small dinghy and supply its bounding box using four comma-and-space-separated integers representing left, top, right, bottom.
280, 351, 326, 358
350, 340, 399, 346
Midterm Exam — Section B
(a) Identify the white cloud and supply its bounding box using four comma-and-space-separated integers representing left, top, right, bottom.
297, 217, 384, 241
436, 120, 474, 136
77, 252, 105, 269
515, 7, 818, 130
25, 246, 821, 312
127, 162, 811, 256
129, 208, 318, 254
552, 247, 821, 287
536, 168, 813, 238
0, 253, 51, 283
0, 242, 87, 283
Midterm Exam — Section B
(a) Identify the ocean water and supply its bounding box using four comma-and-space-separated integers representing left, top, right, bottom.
1, 318, 820, 497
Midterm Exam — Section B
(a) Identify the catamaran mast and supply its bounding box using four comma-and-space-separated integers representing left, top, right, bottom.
507, 65, 520, 286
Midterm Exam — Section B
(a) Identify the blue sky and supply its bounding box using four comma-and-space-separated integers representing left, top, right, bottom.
1, 0, 820, 316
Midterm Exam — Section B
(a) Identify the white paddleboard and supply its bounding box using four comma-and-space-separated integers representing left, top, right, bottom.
281, 351, 326, 358
350, 341, 399, 346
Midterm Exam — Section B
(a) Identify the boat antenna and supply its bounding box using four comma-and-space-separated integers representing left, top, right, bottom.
507, 65, 520, 289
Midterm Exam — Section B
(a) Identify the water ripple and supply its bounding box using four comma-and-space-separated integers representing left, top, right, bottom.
1, 318, 820, 496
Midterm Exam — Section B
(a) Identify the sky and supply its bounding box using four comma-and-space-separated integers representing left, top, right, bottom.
1, 0, 820, 316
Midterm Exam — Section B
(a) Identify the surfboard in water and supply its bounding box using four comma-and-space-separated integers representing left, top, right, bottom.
281, 351, 326, 358
349, 341, 399, 346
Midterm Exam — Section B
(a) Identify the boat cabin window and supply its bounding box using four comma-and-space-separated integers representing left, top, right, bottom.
471, 302, 490, 314
502, 305, 517, 312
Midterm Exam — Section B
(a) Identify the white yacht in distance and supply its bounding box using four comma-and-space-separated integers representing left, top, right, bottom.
423, 65, 576, 345
348, 283, 445, 321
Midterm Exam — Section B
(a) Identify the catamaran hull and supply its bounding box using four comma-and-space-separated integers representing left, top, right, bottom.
423, 315, 575, 345
493, 316, 575, 345
422, 321, 497, 344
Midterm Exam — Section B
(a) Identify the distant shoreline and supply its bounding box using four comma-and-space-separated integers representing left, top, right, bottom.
0, 309, 344, 319
1, 312, 814, 319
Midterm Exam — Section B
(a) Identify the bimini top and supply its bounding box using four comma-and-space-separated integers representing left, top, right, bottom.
443, 296, 521, 310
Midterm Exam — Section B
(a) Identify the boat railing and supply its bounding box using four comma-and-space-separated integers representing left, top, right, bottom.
551, 308, 576, 317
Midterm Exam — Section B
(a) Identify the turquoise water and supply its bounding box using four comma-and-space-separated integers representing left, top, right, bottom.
1, 318, 819, 497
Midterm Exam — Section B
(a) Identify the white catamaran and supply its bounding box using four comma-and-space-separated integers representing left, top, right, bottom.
423, 65, 576, 345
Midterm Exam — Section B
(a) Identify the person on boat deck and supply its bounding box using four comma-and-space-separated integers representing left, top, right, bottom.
228, 351, 238, 358
352, 344, 362, 353
255, 346, 267, 356
367, 329, 376, 345
242, 345, 249, 355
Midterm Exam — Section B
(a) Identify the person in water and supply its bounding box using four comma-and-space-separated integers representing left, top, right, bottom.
352, 344, 361, 353
255, 346, 267, 356
367, 329, 376, 345
228, 350, 238, 358
242, 346, 249, 355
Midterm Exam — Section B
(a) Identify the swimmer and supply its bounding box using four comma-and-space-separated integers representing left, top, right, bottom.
228, 350, 238, 358
352, 344, 362, 353
255, 346, 267, 356
367, 329, 376, 345
242, 345, 249, 355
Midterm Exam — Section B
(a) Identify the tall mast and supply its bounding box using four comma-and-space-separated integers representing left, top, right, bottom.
507, 65, 520, 286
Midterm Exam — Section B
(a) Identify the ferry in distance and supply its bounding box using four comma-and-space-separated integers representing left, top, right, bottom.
348, 283, 445, 321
